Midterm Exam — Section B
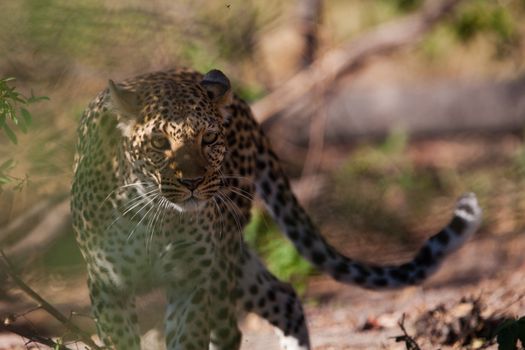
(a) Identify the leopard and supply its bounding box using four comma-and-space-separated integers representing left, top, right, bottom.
71, 68, 482, 350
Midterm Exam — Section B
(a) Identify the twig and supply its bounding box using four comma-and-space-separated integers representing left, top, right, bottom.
394, 313, 423, 350
0, 322, 73, 350
0, 250, 102, 350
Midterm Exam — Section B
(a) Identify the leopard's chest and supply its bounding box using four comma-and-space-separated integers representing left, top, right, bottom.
82, 198, 223, 290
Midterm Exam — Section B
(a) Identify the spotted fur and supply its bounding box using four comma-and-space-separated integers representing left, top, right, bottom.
71, 68, 482, 350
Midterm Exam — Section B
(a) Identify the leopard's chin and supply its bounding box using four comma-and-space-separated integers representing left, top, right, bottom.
168, 197, 207, 213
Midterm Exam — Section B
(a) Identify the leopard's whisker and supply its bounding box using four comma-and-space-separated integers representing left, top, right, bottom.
145, 195, 164, 254
99, 182, 154, 209
104, 189, 159, 232
227, 186, 253, 202
118, 187, 159, 216
212, 197, 226, 240
216, 191, 245, 253
111, 189, 158, 231
218, 169, 249, 180
127, 193, 159, 242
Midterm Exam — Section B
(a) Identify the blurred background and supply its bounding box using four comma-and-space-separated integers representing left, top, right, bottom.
1, 0, 525, 349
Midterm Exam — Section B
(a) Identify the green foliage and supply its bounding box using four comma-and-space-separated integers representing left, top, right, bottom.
0, 77, 47, 189
0, 159, 16, 187
0, 77, 47, 144
245, 209, 313, 293
381, 0, 422, 12
415, 0, 523, 62
453, 1, 512, 41
234, 81, 266, 103
497, 316, 525, 350
451, 0, 519, 58
53, 337, 64, 350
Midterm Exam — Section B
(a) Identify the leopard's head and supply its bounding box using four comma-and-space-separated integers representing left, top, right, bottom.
108, 69, 232, 212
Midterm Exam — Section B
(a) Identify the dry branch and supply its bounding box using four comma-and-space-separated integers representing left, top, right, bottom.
0, 322, 73, 350
252, 0, 465, 127
395, 314, 422, 350
0, 251, 101, 350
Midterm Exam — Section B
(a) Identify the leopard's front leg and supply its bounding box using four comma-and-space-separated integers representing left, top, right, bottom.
88, 277, 141, 350
209, 287, 242, 350
208, 257, 242, 350
165, 282, 212, 350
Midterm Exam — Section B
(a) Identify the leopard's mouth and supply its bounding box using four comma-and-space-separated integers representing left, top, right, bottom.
160, 181, 218, 212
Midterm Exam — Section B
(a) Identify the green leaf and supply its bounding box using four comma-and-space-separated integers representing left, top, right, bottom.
1, 121, 18, 144
0, 176, 11, 185
27, 90, 49, 104
14, 113, 27, 133
20, 107, 32, 125
0, 159, 14, 172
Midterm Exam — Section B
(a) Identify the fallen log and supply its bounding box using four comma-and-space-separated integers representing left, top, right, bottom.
271, 76, 525, 145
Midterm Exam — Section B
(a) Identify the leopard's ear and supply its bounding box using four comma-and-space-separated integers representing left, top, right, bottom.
200, 69, 232, 107
108, 79, 140, 118
108, 80, 140, 137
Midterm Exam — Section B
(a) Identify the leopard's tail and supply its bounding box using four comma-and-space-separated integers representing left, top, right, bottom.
254, 138, 482, 289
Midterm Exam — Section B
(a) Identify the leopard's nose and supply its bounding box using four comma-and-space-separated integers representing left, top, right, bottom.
178, 177, 204, 191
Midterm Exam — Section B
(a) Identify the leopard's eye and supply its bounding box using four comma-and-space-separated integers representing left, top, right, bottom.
151, 135, 171, 150
202, 131, 219, 145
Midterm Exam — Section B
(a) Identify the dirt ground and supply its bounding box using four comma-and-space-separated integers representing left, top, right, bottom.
239, 231, 525, 349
